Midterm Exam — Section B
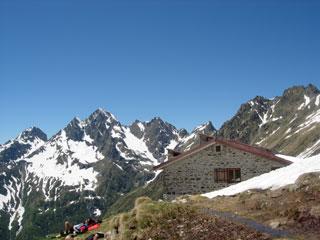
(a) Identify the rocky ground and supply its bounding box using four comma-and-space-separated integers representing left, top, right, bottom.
190, 172, 320, 240
129, 203, 272, 240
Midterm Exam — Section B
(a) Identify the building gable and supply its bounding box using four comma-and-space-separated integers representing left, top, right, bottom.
154, 136, 291, 171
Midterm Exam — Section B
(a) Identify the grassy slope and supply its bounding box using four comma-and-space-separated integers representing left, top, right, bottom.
49, 172, 320, 240
63, 197, 271, 240
104, 172, 165, 218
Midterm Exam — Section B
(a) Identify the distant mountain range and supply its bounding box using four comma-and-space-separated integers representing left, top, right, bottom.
0, 84, 319, 239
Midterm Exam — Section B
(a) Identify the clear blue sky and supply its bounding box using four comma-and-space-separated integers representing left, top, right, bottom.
0, 0, 319, 144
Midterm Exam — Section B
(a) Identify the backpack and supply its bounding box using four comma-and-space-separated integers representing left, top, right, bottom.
75, 223, 88, 234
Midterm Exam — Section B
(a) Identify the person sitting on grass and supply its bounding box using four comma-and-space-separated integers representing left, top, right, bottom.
54, 221, 74, 238
54, 218, 101, 238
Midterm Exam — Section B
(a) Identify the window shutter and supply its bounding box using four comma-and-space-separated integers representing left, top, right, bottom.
214, 168, 227, 183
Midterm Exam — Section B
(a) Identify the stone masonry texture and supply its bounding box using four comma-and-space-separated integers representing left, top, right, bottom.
162, 143, 285, 200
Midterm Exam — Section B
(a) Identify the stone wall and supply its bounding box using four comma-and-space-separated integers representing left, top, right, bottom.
162, 143, 285, 200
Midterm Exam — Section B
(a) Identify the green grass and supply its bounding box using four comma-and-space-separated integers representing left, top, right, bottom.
53, 197, 193, 240
104, 172, 165, 218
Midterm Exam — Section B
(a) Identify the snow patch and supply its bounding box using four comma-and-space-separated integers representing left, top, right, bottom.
294, 108, 320, 135
180, 133, 197, 151
111, 125, 123, 138
298, 138, 320, 158
271, 99, 280, 113
258, 110, 268, 127
14, 203, 24, 236
83, 132, 94, 144
24, 130, 101, 196
271, 116, 282, 122
193, 122, 210, 132
146, 170, 162, 185
305, 95, 311, 106
267, 127, 281, 138
114, 163, 123, 171
276, 154, 300, 163
289, 115, 298, 124
68, 139, 104, 164
115, 142, 135, 160
0, 140, 14, 151
298, 95, 311, 110
256, 137, 266, 145
123, 127, 158, 165
315, 95, 320, 106
285, 128, 291, 135
0, 184, 13, 211
203, 154, 320, 199
167, 139, 179, 150
137, 122, 145, 132
94, 208, 101, 217
298, 103, 305, 110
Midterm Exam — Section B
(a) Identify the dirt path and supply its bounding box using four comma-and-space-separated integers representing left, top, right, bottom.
202, 208, 293, 238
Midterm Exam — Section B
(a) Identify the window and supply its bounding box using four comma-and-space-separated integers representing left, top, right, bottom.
216, 145, 221, 152
214, 168, 241, 183
214, 168, 227, 182
227, 168, 241, 183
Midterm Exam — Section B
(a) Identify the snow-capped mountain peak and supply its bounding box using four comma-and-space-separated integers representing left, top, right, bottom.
192, 121, 216, 134
89, 108, 118, 123
0, 127, 47, 163
17, 126, 47, 142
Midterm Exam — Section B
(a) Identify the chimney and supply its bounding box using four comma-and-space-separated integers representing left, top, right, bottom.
199, 134, 215, 145
167, 149, 182, 159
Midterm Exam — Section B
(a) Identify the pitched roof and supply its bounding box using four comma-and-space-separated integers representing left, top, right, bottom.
153, 137, 292, 170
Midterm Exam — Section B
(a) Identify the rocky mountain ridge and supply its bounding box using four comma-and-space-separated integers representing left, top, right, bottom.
218, 84, 320, 157
0, 84, 319, 239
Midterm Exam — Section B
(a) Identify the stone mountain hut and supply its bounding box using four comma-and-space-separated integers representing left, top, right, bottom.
154, 134, 292, 200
